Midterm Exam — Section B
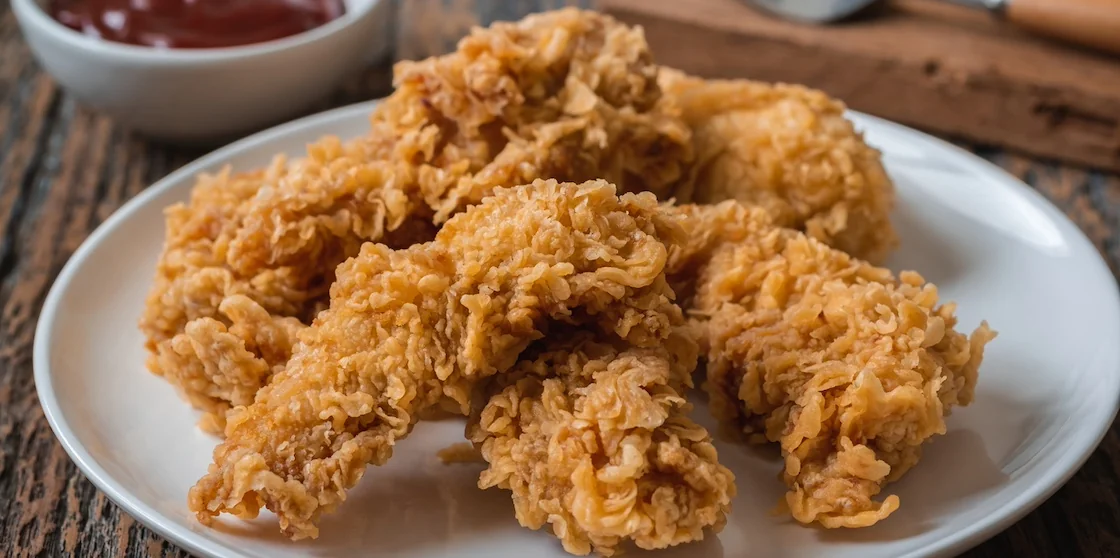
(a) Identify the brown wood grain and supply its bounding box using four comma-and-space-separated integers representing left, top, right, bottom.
601, 0, 1120, 172
0, 1, 1117, 557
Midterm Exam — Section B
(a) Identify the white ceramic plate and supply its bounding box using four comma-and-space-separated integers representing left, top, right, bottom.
35, 102, 1120, 558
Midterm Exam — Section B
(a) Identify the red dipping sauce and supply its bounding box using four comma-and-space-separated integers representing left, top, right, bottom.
49, 0, 347, 49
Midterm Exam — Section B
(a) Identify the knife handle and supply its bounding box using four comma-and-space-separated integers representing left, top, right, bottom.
1006, 0, 1120, 56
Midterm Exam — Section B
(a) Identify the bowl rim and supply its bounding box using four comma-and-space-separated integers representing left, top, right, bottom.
12, 0, 385, 64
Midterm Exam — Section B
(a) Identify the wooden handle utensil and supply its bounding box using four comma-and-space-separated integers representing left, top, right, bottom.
1005, 0, 1120, 56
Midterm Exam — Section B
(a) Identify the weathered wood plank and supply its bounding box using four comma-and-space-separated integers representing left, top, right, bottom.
601, 0, 1120, 171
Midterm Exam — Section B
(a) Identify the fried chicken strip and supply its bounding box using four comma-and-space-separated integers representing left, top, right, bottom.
669, 201, 994, 528
141, 9, 694, 429
188, 179, 689, 539
139, 144, 432, 430
382, 8, 692, 222
468, 329, 734, 556
227, 9, 693, 274
662, 70, 897, 263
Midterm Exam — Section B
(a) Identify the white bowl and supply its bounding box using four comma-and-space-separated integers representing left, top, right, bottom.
12, 0, 390, 141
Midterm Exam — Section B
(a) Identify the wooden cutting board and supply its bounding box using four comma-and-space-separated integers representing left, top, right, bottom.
601, 0, 1120, 171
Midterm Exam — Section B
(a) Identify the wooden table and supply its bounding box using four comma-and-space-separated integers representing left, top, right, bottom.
1, 1, 1118, 556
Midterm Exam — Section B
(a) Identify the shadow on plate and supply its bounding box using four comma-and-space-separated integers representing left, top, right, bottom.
886, 198, 970, 286
201, 352, 1042, 554
636, 532, 725, 557
205, 453, 515, 554
948, 383, 1054, 474
315, 460, 517, 554
813, 427, 1008, 544
809, 378, 1049, 545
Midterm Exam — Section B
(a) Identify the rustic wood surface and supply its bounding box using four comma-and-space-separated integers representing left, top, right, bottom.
1, 1, 1118, 556
602, 0, 1120, 172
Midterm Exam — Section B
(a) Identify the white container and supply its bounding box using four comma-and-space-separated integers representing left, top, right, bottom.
12, 0, 391, 142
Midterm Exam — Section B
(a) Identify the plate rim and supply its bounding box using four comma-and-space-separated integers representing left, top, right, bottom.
32, 101, 1120, 558
33, 102, 383, 558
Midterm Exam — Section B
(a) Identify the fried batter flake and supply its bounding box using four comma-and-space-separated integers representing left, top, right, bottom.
141, 8, 693, 427
662, 70, 897, 263
188, 180, 692, 539
673, 201, 994, 527
136, 8, 996, 549
469, 329, 735, 556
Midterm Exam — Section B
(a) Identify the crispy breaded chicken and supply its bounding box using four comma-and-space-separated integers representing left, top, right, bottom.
662, 70, 897, 263
383, 8, 693, 222
468, 328, 734, 556
140, 8, 694, 430
669, 201, 993, 528
147, 8, 974, 549
140, 151, 427, 432
188, 180, 694, 539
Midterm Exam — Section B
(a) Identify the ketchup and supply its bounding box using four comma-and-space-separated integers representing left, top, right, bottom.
49, 0, 347, 49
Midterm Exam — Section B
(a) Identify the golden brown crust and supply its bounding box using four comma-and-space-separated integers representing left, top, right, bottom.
468, 329, 734, 556
673, 201, 994, 528
661, 69, 897, 263
380, 8, 692, 220
187, 180, 691, 539
140, 8, 693, 426
139, 152, 432, 426
138, 9, 988, 548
